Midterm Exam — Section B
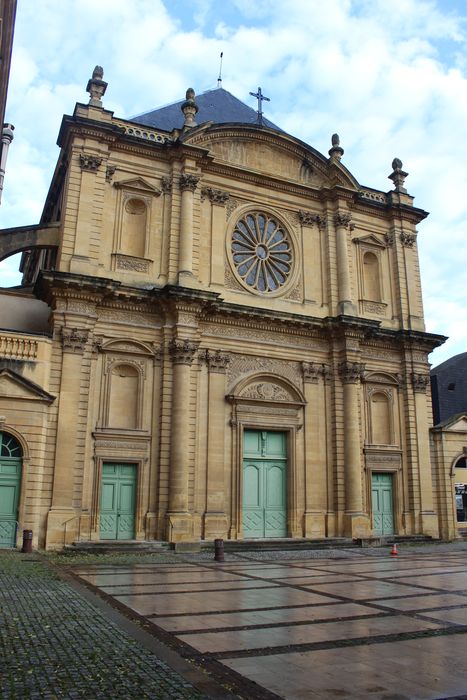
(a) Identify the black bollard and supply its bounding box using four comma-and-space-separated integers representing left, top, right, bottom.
21, 529, 33, 554
214, 538, 224, 562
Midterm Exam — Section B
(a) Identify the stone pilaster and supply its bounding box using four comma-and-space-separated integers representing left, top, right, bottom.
46, 327, 90, 548
411, 372, 438, 537
339, 361, 370, 537
302, 362, 329, 538
334, 212, 356, 315
202, 349, 231, 538
178, 173, 200, 283
202, 188, 230, 288
166, 338, 199, 541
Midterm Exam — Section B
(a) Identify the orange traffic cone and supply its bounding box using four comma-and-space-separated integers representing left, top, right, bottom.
390, 543, 398, 557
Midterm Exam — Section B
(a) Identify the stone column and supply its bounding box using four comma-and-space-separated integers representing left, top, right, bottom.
412, 372, 439, 537
46, 327, 90, 548
203, 349, 230, 539
334, 212, 356, 315
167, 338, 199, 541
178, 173, 200, 281
339, 361, 370, 537
302, 362, 327, 538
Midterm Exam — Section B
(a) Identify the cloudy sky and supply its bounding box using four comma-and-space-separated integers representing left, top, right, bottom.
1, 0, 466, 366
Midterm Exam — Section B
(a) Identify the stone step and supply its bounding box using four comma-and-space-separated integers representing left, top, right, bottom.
68, 540, 171, 554
198, 537, 357, 552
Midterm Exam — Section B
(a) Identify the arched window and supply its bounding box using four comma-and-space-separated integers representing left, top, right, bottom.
0, 433, 22, 457
370, 391, 391, 444
122, 198, 147, 258
108, 364, 139, 429
363, 251, 381, 301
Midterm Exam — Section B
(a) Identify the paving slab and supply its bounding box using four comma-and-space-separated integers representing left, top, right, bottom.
70, 547, 467, 699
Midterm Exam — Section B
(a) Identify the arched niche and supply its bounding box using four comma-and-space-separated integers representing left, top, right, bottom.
108, 363, 140, 429
122, 197, 147, 258
364, 372, 400, 447
363, 250, 381, 301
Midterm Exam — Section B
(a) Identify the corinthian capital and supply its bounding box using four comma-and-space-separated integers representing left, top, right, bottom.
334, 212, 352, 229
61, 327, 90, 353
412, 373, 429, 393
339, 361, 365, 384
201, 187, 230, 205
202, 349, 231, 373
168, 338, 199, 365
179, 173, 200, 192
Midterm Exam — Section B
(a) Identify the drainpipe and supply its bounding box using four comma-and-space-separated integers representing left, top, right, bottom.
0, 123, 15, 204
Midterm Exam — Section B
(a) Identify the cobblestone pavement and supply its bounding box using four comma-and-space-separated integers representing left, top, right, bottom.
0, 551, 223, 699
69, 543, 467, 700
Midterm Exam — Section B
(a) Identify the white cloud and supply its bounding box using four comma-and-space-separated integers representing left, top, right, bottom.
1, 0, 466, 364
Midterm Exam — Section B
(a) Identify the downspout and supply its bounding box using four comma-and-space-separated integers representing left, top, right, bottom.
0, 123, 14, 204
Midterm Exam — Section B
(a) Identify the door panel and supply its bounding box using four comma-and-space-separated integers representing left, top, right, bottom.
372, 473, 394, 536
100, 463, 136, 540
243, 430, 287, 538
0, 459, 21, 548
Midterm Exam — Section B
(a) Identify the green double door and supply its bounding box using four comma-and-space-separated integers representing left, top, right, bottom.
243, 430, 287, 538
371, 473, 394, 536
100, 463, 137, 540
0, 433, 22, 548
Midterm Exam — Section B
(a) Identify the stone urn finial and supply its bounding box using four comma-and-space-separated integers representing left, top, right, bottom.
329, 132, 344, 160
388, 157, 408, 193
181, 87, 199, 128
86, 65, 108, 107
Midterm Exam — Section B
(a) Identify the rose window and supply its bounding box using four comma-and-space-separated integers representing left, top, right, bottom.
231, 213, 292, 292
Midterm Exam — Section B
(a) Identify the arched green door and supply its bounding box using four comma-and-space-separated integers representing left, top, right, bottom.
0, 432, 22, 548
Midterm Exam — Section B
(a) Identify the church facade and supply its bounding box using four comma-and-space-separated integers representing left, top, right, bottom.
0, 68, 454, 549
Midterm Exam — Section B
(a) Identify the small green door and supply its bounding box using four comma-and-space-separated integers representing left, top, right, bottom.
100, 463, 137, 540
243, 430, 287, 538
0, 433, 22, 548
372, 473, 394, 536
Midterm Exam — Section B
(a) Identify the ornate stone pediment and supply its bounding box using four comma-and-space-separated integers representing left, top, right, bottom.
229, 373, 305, 405
240, 381, 291, 402
113, 177, 161, 196
97, 338, 157, 356
0, 369, 55, 403
185, 128, 331, 187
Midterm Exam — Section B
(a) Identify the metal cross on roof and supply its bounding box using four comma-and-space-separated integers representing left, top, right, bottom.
249, 86, 270, 126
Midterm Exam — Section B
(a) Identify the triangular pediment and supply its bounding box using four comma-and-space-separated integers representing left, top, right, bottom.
353, 234, 387, 248
113, 177, 161, 196
443, 414, 467, 433
0, 369, 55, 402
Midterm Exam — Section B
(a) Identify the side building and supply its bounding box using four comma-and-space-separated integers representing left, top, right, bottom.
0, 68, 450, 549
431, 352, 467, 536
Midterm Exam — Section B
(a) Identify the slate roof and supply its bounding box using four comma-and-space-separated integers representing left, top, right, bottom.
431, 351, 467, 425
130, 87, 282, 132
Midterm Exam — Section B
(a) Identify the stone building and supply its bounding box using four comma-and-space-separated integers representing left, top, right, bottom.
430, 353, 467, 535
0, 67, 452, 549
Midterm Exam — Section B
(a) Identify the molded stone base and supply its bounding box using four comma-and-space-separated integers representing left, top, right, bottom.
420, 511, 440, 539
344, 512, 371, 539
166, 512, 194, 542
203, 513, 228, 540
45, 508, 78, 550
304, 511, 326, 538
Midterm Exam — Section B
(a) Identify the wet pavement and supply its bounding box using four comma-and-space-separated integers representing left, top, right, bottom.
73, 549, 467, 699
